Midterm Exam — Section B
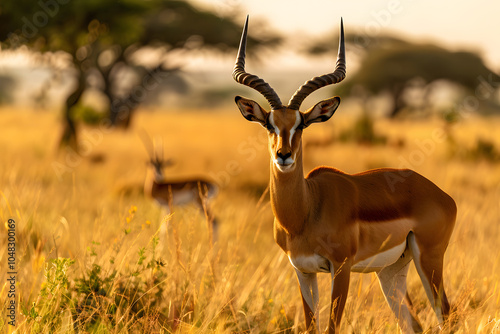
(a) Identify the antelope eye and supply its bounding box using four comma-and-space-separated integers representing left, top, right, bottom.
265, 122, 275, 132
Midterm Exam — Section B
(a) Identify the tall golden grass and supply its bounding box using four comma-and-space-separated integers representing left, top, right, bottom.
0, 108, 499, 333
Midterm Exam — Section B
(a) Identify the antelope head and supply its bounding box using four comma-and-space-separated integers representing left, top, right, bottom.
149, 155, 174, 181
233, 16, 346, 172
140, 131, 173, 181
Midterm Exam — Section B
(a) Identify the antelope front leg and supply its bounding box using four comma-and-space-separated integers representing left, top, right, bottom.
328, 262, 351, 333
295, 270, 320, 333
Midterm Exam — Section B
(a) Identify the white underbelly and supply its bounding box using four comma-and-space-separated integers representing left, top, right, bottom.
289, 254, 330, 273
171, 190, 197, 206
155, 190, 197, 207
351, 241, 407, 273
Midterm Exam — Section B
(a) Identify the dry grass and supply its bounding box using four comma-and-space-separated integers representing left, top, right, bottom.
0, 108, 499, 333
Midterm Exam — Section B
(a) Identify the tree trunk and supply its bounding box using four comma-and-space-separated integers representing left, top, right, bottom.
388, 83, 405, 118
100, 60, 135, 129
58, 68, 85, 151
99, 63, 127, 128
109, 96, 134, 129
108, 65, 168, 129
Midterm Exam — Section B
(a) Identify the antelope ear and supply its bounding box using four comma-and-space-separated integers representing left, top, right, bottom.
302, 97, 340, 128
235, 96, 269, 126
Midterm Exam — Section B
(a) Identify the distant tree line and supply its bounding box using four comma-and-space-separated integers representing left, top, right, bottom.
307, 32, 500, 117
0, 0, 280, 149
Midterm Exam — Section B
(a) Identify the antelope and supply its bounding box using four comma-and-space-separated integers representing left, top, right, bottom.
232, 16, 456, 333
142, 137, 219, 245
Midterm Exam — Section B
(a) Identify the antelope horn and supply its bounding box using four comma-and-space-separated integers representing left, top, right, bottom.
154, 137, 163, 164
138, 129, 155, 160
288, 18, 346, 111
159, 137, 164, 162
232, 15, 283, 110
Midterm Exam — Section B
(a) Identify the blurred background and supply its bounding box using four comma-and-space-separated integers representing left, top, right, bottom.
1, 1, 500, 333
1, 0, 499, 129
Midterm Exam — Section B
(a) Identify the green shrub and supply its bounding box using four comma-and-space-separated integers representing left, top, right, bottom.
22, 206, 171, 333
339, 113, 387, 145
22, 258, 75, 333
72, 104, 106, 125
469, 138, 499, 162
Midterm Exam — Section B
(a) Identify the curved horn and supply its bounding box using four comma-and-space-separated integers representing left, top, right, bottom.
232, 15, 283, 110
288, 18, 346, 111
138, 129, 155, 159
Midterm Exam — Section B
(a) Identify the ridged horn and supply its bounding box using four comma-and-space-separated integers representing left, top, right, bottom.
232, 15, 283, 110
288, 18, 346, 111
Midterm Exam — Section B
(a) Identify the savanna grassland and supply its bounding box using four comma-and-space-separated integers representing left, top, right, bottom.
0, 107, 499, 333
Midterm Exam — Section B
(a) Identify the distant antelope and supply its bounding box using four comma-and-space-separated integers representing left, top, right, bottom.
142, 136, 219, 245
232, 16, 456, 333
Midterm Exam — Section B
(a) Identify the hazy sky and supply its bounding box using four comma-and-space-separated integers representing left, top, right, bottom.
191, 0, 500, 70
2, 0, 498, 106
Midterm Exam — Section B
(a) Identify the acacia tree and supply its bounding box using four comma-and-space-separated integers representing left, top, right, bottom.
307, 33, 500, 117
0, 0, 279, 148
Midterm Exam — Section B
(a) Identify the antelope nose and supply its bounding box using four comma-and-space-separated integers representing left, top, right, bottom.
276, 149, 291, 161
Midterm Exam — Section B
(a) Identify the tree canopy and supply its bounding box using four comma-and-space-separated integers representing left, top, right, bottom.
0, 0, 280, 148
1, 0, 275, 53
307, 32, 500, 117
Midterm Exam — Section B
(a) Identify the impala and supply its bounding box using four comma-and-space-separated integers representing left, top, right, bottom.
232, 16, 456, 333
142, 138, 219, 245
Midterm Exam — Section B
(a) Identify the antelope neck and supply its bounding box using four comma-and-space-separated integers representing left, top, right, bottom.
269, 148, 309, 235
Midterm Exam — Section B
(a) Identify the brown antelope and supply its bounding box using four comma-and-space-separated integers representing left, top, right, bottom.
142, 138, 219, 245
232, 16, 456, 333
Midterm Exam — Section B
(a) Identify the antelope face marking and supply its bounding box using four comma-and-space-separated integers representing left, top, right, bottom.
267, 109, 302, 172
234, 97, 305, 173
235, 96, 341, 173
